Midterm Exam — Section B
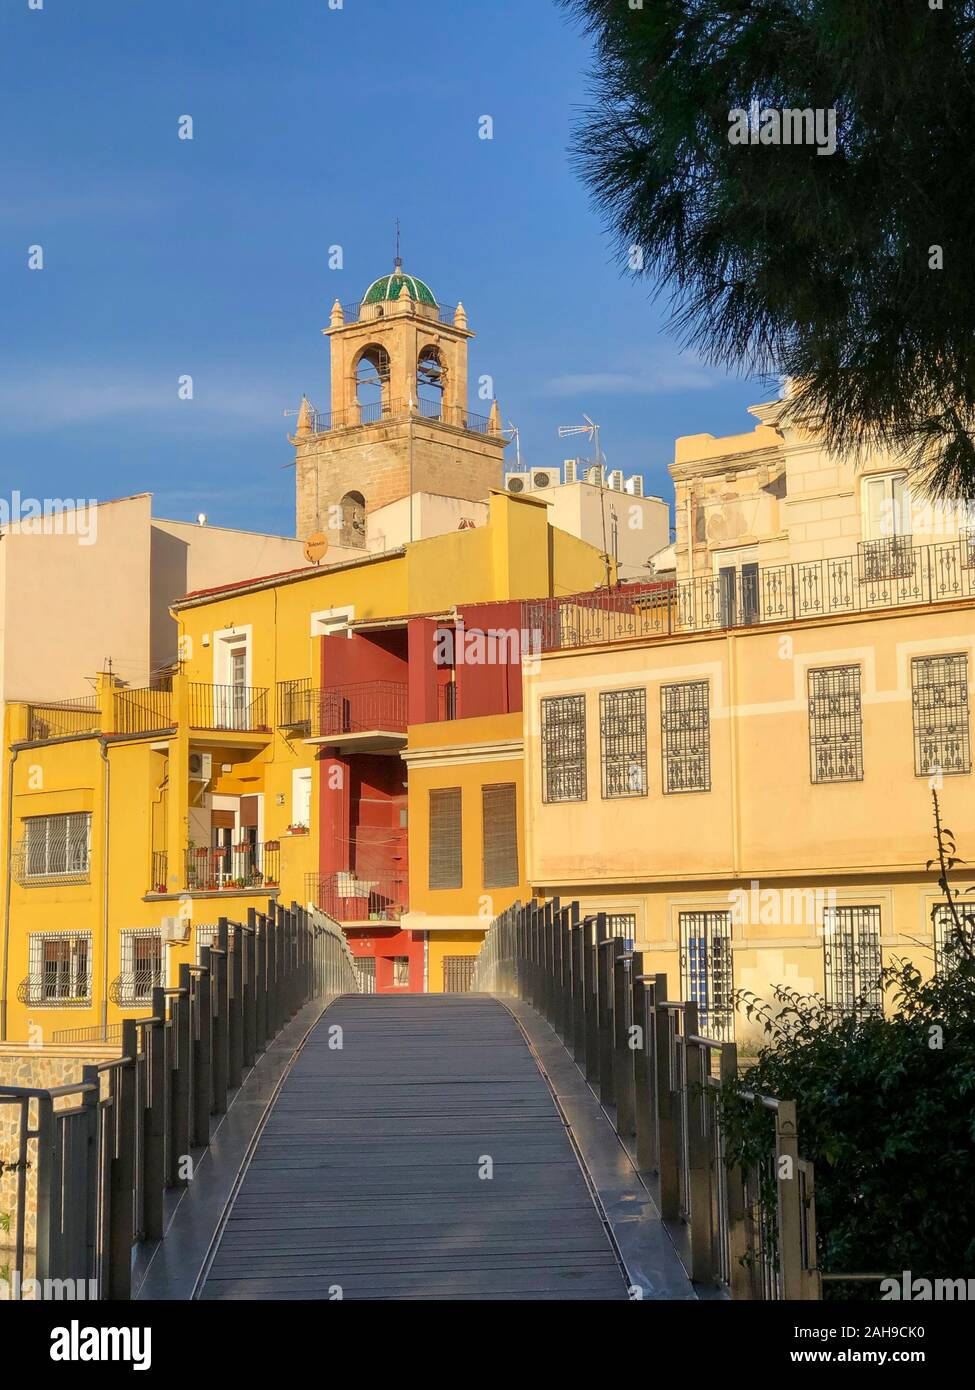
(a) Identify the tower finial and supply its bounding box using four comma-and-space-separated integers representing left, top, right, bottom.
394, 217, 402, 273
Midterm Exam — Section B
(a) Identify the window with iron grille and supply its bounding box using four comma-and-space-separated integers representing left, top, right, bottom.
600, 689, 647, 798
823, 906, 883, 1017
391, 956, 410, 987
932, 903, 975, 976
118, 929, 164, 1003
679, 911, 733, 1040
607, 912, 637, 942
27, 932, 92, 1005
912, 654, 971, 777
429, 787, 462, 889
661, 681, 711, 793
808, 666, 863, 783
541, 695, 587, 802
23, 812, 91, 880
482, 783, 518, 888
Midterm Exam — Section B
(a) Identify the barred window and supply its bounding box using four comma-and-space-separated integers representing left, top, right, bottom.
117, 929, 164, 1004
26, 932, 92, 1005
661, 681, 711, 793
23, 812, 91, 880
482, 783, 519, 889
607, 913, 637, 942
912, 654, 971, 777
823, 906, 882, 1017
679, 911, 733, 1040
540, 695, 587, 802
933, 903, 975, 976
808, 666, 863, 783
600, 689, 647, 798
429, 787, 462, 889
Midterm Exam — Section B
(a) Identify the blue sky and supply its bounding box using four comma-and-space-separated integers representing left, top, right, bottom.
1, 0, 766, 537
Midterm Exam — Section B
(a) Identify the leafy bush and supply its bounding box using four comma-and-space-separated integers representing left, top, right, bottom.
721, 937, 975, 1293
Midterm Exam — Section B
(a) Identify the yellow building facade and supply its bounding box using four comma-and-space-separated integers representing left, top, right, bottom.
0, 489, 609, 1039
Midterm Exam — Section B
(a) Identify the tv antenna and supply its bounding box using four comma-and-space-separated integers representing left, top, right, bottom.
558, 414, 603, 470
505, 421, 522, 470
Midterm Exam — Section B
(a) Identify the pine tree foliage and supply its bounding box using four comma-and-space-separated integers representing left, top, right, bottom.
561, 0, 975, 497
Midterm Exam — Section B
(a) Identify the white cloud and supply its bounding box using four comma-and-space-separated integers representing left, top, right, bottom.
542, 351, 725, 398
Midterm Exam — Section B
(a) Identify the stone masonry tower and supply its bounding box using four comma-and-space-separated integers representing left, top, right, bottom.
293, 260, 507, 544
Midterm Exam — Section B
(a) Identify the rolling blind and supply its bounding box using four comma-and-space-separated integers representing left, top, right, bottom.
482, 783, 518, 888
429, 787, 463, 889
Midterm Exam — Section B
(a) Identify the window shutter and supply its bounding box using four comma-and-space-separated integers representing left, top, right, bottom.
482, 783, 518, 888
429, 788, 462, 889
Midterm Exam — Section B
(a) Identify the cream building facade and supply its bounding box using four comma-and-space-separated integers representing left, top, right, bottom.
522, 400, 974, 1046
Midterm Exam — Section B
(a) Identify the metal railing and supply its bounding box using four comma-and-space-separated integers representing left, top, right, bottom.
188, 682, 269, 732
307, 680, 408, 740
306, 397, 494, 437
25, 697, 100, 742
51, 1023, 124, 1046
338, 300, 458, 326
109, 970, 165, 1009
276, 677, 312, 730
150, 851, 168, 895
0, 902, 362, 1300
525, 537, 975, 651
113, 681, 173, 734
306, 868, 409, 923
473, 900, 821, 1300
184, 842, 281, 892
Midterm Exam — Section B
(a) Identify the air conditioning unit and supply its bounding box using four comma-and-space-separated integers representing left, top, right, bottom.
189, 751, 213, 782
563, 459, 579, 484
162, 916, 191, 944
624, 475, 645, 497
586, 464, 605, 488
531, 468, 558, 490
608, 469, 625, 492
505, 472, 531, 494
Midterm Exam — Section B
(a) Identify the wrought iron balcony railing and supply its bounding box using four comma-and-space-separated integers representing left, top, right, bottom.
525, 537, 975, 652
109, 969, 165, 1008
305, 397, 493, 437
306, 680, 408, 741
306, 869, 409, 923
338, 300, 458, 326
26, 697, 100, 742
188, 682, 269, 732
17, 973, 93, 1008
114, 680, 174, 734
184, 841, 280, 892
276, 677, 312, 730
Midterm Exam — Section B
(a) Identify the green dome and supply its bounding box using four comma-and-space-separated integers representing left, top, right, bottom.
362, 267, 438, 309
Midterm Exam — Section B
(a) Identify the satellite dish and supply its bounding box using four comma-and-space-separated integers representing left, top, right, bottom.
304, 532, 329, 565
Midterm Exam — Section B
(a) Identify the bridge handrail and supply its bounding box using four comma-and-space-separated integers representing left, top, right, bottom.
0, 900, 362, 1301
472, 898, 821, 1302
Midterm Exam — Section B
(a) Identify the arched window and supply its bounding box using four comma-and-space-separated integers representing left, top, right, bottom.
417, 345, 447, 420
339, 491, 366, 549
354, 345, 391, 421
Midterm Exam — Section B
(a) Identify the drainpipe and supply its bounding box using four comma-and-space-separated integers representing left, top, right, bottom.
99, 737, 111, 1036
1, 746, 21, 1041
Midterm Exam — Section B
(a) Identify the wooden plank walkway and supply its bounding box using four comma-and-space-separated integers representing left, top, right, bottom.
201, 995, 629, 1300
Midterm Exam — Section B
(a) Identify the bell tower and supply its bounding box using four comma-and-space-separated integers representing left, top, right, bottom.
293, 261, 507, 544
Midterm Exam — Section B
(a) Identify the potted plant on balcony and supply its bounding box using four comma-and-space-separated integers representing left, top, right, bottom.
286, 823, 309, 836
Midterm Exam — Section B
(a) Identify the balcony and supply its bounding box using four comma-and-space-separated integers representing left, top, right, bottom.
183, 842, 280, 894
303, 680, 408, 752
188, 682, 270, 734
526, 537, 975, 652
109, 968, 164, 1008
114, 680, 173, 734
306, 869, 408, 924
26, 697, 100, 742
305, 397, 494, 438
